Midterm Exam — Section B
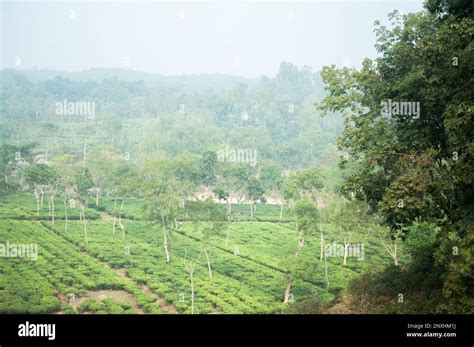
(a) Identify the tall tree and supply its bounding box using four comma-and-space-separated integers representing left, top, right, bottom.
182, 250, 202, 314
246, 178, 265, 219
142, 160, 184, 263
283, 198, 318, 304
73, 167, 94, 246
191, 199, 226, 279
318, 3, 473, 312
25, 163, 58, 217
197, 151, 218, 188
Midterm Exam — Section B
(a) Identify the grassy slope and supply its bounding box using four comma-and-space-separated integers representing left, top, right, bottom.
0, 194, 397, 313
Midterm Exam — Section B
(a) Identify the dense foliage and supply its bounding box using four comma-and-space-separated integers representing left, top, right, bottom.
318, 1, 473, 313
0, 0, 471, 315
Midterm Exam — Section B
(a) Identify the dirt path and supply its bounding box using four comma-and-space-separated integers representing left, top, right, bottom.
89, 290, 144, 313
58, 290, 144, 313
99, 211, 114, 221
324, 295, 354, 314
100, 262, 178, 313
46, 220, 176, 314
62, 254, 177, 313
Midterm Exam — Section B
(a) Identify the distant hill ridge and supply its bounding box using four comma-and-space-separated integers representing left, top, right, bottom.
0, 68, 260, 90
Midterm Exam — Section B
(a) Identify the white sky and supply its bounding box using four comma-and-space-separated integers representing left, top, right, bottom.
1, 1, 424, 77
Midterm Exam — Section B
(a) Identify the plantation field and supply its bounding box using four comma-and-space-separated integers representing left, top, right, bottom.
0, 194, 100, 220
0, 194, 398, 314
92, 197, 295, 222
0, 219, 161, 314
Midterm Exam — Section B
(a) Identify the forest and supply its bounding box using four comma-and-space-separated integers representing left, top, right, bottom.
0, 0, 472, 315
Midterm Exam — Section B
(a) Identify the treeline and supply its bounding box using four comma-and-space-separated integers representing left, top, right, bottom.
318, 1, 473, 313
0, 0, 472, 314
1, 140, 392, 311
0, 62, 342, 171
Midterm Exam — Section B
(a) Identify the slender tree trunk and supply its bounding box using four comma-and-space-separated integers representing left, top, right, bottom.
284, 234, 305, 304
250, 202, 253, 219
112, 216, 117, 234
161, 214, 170, 262
34, 188, 40, 216
225, 231, 230, 249
190, 271, 195, 314
343, 232, 353, 266
184, 253, 201, 314
393, 240, 398, 266
119, 219, 125, 239
120, 199, 124, 215
283, 274, 293, 303
296, 237, 305, 256
204, 247, 212, 279
112, 198, 118, 234
80, 205, 88, 246
225, 207, 232, 249
64, 199, 68, 232
320, 220, 324, 262
51, 193, 55, 224
119, 200, 125, 239
378, 233, 399, 266
163, 226, 170, 262
324, 248, 329, 287
279, 203, 283, 220
343, 243, 349, 265
48, 192, 52, 217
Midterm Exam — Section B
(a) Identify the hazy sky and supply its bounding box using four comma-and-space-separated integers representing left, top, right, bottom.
1, 1, 424, 77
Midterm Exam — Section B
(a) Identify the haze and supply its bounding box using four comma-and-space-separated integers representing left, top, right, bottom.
1, 1, 423, 77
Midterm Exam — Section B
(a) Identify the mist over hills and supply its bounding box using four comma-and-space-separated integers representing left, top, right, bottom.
0, 62, 339, 174
1, 68, 260, 90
